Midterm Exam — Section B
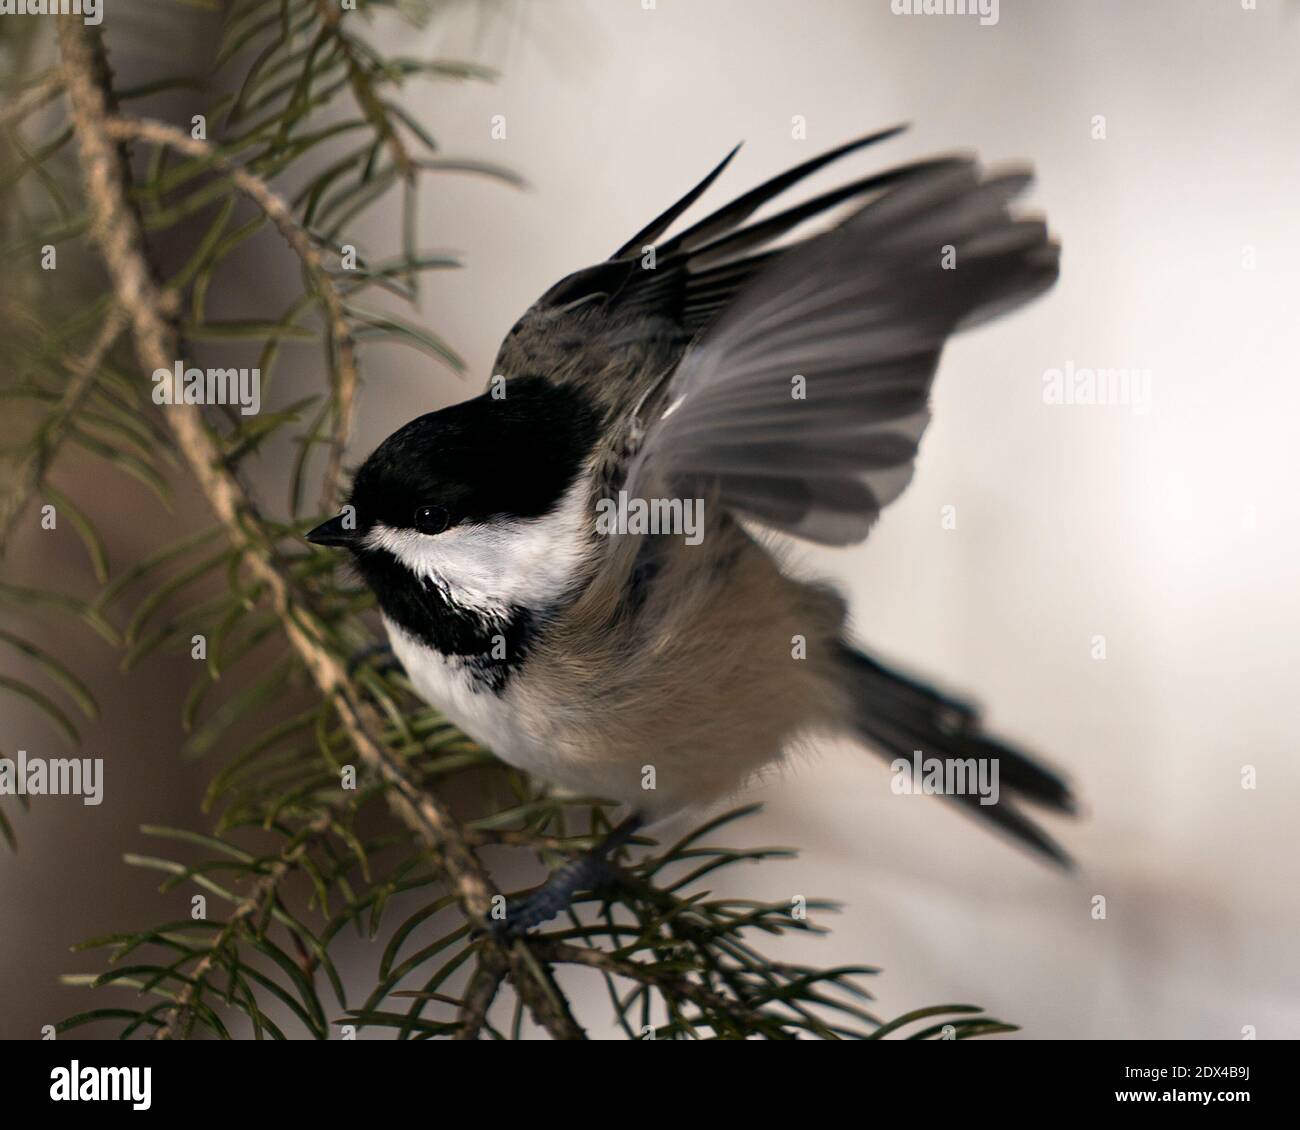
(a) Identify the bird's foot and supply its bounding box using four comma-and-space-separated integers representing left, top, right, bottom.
489, 816, 643, 936
492, 854, 624, 936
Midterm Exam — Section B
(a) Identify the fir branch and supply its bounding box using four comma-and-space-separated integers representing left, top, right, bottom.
310, 0, 414, 181
465, 828, 604, 852
98, 115, 359, 512
56, 13, 581, 1042
0, 71, 63, 130
452, 949, 507, 1040
152, 810, 335, 1041
533, 941, 773, 1035
0, 304, 126, 556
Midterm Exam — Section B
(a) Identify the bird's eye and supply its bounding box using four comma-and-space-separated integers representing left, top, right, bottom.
413, 505, 449, 535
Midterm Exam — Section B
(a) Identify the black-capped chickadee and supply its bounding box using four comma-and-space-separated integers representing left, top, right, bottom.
308, 128, 1073, 929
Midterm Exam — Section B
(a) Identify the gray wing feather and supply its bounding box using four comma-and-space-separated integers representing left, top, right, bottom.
629, 158, 1059, 546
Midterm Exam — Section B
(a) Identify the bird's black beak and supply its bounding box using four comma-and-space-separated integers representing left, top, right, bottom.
305, 513, 358, 548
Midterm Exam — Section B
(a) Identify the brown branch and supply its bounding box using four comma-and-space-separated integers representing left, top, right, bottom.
453, 949, 507, 1040
98, 115, 358, 513
56, 16, 582, 1041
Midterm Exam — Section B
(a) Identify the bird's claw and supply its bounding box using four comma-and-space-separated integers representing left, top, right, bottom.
489, 855, 623, 937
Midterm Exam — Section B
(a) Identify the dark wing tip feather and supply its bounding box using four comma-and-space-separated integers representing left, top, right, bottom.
610, 142, 744, 260
659, 124, 911, 258
611, 124, 909, 264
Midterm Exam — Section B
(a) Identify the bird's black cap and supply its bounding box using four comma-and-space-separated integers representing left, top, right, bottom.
304, 376, 601, 552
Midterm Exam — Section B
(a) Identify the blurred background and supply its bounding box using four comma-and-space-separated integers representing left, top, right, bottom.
3, 0, 1299, 1038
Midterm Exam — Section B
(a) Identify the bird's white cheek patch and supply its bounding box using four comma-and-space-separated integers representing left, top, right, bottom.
363, 479, 591, 614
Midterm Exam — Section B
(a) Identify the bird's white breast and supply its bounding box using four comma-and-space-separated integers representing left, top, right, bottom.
382, 616, 590, 793
384, 618, 525, 756
369, 477, 605, 788
386, 616, 655, 809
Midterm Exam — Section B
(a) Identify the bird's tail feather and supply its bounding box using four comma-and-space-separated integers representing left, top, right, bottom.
840, 645, 1075, 867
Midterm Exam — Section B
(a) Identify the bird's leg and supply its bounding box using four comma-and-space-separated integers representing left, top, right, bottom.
493, 814, 643, 935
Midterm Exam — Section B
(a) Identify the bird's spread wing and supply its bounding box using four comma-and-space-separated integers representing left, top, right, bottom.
500, 127, 929, 377
621, 138, 1060, 546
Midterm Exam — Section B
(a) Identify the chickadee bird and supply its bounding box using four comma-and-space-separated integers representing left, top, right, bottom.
308, 127, 1074, 929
